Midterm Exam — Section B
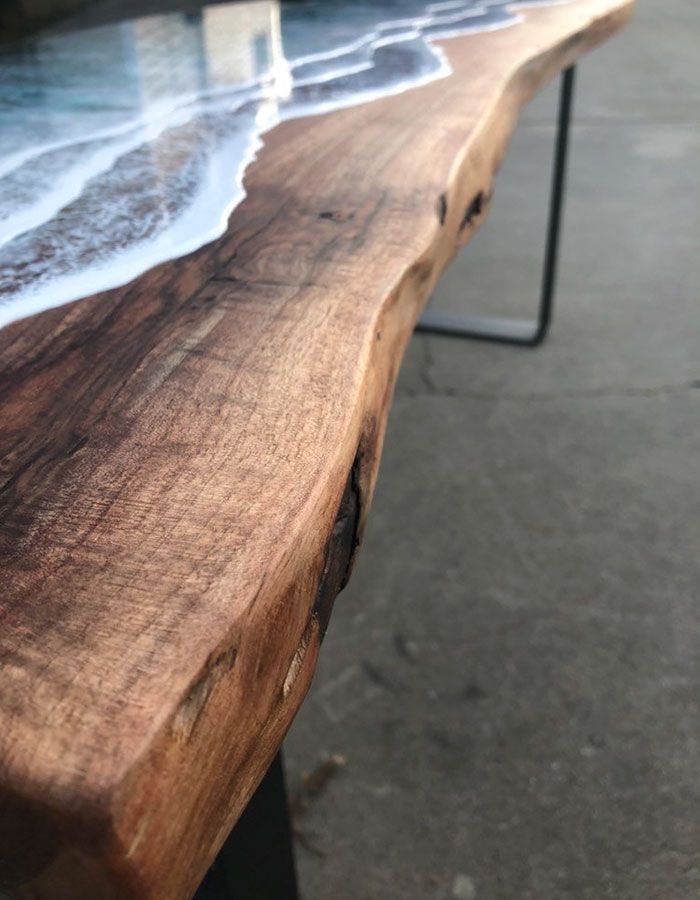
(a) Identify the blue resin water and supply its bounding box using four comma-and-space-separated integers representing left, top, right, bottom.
0, 0, 560, 328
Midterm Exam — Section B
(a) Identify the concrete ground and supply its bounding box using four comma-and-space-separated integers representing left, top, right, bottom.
284, 1, 700, 898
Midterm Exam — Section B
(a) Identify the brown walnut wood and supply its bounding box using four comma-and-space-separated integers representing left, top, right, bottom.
0, 2, 634, 897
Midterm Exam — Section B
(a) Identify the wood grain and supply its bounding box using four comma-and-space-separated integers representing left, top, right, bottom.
0, 2, 634, 897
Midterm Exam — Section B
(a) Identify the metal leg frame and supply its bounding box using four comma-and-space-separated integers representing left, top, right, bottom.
416, 65, 576, 347
194, 752, 299, 900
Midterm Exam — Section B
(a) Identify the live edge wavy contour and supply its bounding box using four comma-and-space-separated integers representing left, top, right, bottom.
0, 1, 634, 899
0, 0, 563, 329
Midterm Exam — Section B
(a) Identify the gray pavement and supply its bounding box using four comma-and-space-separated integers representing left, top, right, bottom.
284, 2, 700, 898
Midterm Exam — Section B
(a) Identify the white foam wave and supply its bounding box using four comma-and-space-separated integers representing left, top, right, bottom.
0, 0, 562, 330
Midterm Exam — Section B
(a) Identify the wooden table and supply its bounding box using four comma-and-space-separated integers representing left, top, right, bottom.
0, 1, 634, 897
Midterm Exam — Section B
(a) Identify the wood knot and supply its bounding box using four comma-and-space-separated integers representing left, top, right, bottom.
436, 193, 448, 226
312, 451, 363, 639
171, 645, 238, 742
318, 210, 354, 223
459, 190, 489, 232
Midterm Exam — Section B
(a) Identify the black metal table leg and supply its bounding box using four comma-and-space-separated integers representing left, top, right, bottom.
194, 752, 299, 900
416, 65, 576, 347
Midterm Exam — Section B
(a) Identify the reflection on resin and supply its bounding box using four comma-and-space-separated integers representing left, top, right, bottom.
0, 0, 560, 328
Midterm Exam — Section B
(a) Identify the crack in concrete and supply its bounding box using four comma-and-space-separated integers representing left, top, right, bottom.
418, 333, 439, 395
404, 360, 699, 402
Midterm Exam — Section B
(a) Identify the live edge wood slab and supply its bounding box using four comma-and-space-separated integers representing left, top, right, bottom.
0, 2, 633, 897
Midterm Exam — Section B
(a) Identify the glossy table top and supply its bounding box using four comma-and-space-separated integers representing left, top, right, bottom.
0, 0, 558, 329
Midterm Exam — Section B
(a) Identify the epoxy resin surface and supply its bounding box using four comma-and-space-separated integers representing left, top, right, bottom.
0, 0, 558, 328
